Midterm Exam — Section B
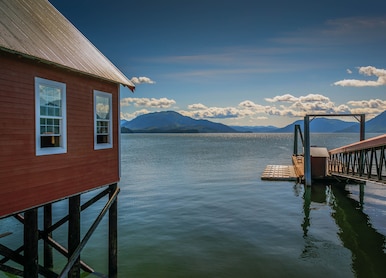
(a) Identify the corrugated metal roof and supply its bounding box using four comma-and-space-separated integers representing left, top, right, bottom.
0, 0, 135, 91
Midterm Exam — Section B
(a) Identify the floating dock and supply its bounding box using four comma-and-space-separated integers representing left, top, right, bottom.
261, 165, 298, 181
261, 155, 304, 182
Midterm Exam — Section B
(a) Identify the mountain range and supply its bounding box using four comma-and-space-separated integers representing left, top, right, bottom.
121, 111, 236, 133
121, 110, 386, 134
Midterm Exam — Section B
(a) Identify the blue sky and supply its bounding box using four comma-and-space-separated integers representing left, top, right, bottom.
49, 0, 386, 127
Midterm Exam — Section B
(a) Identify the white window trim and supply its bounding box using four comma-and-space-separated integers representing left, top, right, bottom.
94, 90, 113, 150
35, 77, 67, 156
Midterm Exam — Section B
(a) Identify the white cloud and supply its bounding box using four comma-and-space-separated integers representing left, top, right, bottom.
187, 103, 208, 110
334, 79, 380, 87
298, 94, 331, 103
334, 66, 386, 87
181, 106, 247, 119
263, 93, 352, 117
255, 116, 268, 120
238, 100, 267, 112
178, 100, 268, 121
120, 92, 385, 124
130, 76, 155, 84
262, 93, 386, 120
265, 93, 330, 104
347, 69, 352, 74
348, 98, 386, 108
347, 99, 386, 117
121, 97, 176, 108
120, 109, 150, 120
181, 93, 357, 121
265, 94, 298, 103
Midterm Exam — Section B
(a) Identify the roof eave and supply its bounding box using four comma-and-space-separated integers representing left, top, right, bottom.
1, 46, 135, 92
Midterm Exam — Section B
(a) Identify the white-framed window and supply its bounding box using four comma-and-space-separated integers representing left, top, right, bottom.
94, 90, 112, 149
35, 77, 67, 156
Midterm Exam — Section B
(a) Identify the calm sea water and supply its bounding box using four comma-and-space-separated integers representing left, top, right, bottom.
1, 133, 386, 277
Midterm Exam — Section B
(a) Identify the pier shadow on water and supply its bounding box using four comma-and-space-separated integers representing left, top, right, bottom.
302, 183, 386, 278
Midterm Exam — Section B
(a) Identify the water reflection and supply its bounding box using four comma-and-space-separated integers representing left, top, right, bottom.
301, 183, 386, 277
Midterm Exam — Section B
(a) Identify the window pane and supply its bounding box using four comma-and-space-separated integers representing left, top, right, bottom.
40, 117, 61, 135
97, 135, 109, 144
94, 91, 112, 149
36, 78, 67, 155
97, 120, 109, 134
96, 95, 110, 120
39, 84, 62, 117
47, 107, 54, 116
41, 135, 60, 148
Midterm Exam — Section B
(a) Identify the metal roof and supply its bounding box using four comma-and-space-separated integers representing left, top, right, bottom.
0, 0, 135, 91
310, 147, 329, 157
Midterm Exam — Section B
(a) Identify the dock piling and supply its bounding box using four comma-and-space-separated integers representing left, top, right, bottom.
304, 115, 312, 186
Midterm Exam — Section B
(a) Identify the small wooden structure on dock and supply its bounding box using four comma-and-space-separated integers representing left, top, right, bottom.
0, 1, 135, 277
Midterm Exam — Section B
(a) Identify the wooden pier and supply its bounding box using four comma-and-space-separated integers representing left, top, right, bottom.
329, 134, 386, 184
260, 113, 386, 186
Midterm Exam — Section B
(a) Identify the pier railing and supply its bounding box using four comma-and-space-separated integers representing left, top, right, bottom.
329, 134, 386, 184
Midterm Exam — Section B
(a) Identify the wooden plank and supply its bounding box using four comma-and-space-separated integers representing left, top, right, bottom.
0, 264, 23, 276
45, 237, 94, 273
292, 155, 304, 178
0, 232, 12, 239
261, 165, 298, 181
0, 243, 24, 265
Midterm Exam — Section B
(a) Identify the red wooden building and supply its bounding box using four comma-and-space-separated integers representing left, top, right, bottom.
0, 0, 135, 277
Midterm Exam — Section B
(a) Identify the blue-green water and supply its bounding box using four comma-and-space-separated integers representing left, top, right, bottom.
1, 133, 386, 277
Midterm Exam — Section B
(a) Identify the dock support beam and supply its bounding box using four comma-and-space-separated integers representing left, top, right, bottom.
304, 115, 312, 186
68, 195, 81, 278
360, 114, 365, 141
24, 208, 38, 278
294, 125, 299, 155
1, 184, 119, 277
44, 204, 53, 269
293, 124, 304, 156
109, 183, 118, 278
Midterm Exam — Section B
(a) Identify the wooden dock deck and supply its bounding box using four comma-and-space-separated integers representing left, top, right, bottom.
261, 156, 304, 182
261, 165, 298, 181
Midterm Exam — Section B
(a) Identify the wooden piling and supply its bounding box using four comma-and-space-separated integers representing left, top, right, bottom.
24, 208, 38, 278
44, 204, 53, 269
68, 195, 81, 278
109, 183, 118, 278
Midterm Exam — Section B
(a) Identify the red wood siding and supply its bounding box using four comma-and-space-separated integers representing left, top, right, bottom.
0, 52, 120, 218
